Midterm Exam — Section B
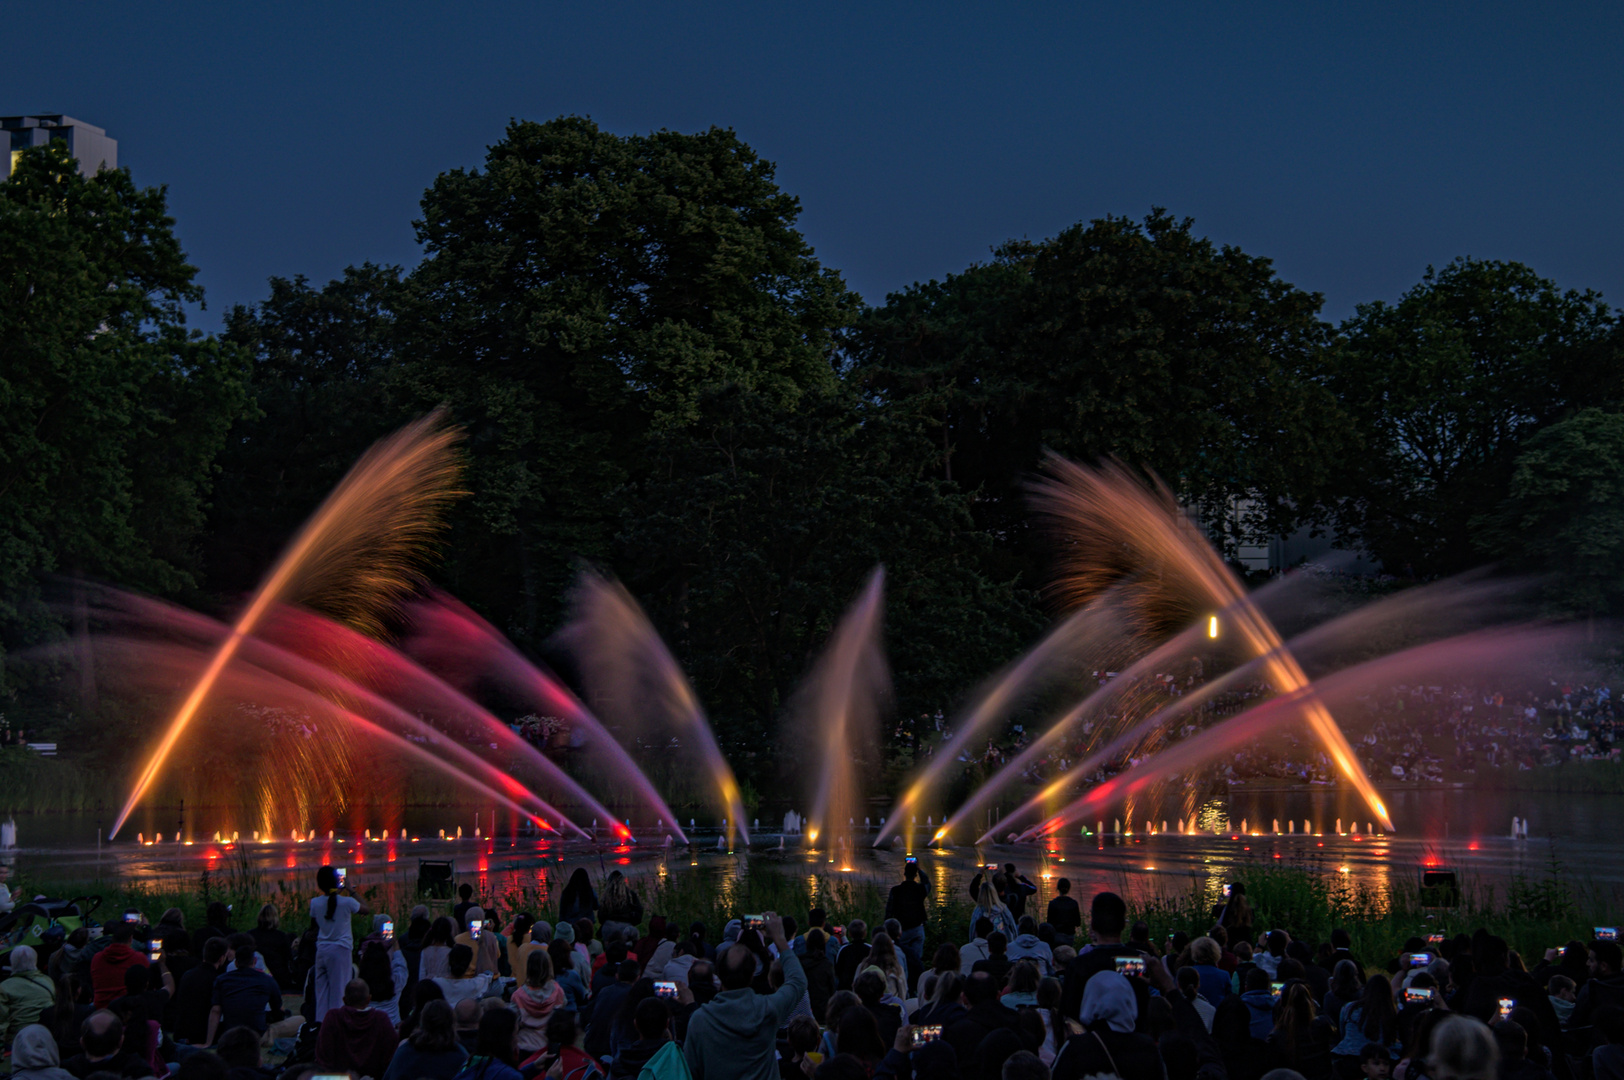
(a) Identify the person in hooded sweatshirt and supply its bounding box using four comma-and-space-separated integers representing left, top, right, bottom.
316, 978, 399, 1080
1006, 916, 1056, 977
89, 924, 148, 1010
1, 947, 60, 1046
684, 911, 806, 1080
511, 951, 565, 1057
1052, 970, 1163, 1080
11, 1023, 77, 1080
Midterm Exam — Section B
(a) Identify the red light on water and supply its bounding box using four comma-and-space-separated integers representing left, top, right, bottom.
477, 855, 488, 872
616, 857, 630, 865
1468, 841, 1479, 851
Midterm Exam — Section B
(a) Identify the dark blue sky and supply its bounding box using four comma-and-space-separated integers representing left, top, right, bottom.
7, 3, 1619, 326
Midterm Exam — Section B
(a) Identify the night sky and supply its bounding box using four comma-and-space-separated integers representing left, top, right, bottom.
5, 3, 1619, 325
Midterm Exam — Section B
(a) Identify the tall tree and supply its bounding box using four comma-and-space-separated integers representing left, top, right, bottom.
397, 116, 860, 644
207, 264, 407, 599
0, 146, 251, 680
614, 384, 1043, 779
854, 209, 1346, 585
1325, 258, 1616, 575
1474, 408, 1624, 617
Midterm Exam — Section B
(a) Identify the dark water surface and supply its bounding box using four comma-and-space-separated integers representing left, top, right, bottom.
2, 786, 1617, 918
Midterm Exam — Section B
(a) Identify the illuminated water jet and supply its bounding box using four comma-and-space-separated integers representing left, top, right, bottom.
111, 413, 463, 838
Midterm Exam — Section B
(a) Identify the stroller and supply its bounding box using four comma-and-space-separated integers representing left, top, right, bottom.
0, 895, 101, 969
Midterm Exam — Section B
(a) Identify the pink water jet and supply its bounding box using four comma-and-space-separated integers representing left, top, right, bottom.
1015, 623, 1582, 842
405, 592, 688, 842
562, 574, 751, 848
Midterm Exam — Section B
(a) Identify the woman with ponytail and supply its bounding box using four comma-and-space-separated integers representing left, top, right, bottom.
310, 864, 370, 1020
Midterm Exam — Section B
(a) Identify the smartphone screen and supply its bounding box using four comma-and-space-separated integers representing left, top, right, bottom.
469, 919, 483, 940
655, 980, 678, 999
1271, 981, 1285, 1000
1223, 884, 1231, 897
1426, 934, 1444, 945
744, 914, 763, 930
1409, 952, 1431, 967
148, 942, 163, 961
913, 1025, 943, 1048
1597, 927, 1619, 941
382, 921, 394, 941
1405, 987, 1433, 1003
1497, 997, 1515, 1020
905, 856, 918, 865
335, 867, 347, 887
1114, 956, 1146, 977
124, 910, 142, 924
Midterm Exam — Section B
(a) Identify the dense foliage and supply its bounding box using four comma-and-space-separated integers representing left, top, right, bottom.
3, 119, 1622, 789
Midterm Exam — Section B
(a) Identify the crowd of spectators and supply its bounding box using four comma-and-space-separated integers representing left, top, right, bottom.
4, 862, 1619, 1080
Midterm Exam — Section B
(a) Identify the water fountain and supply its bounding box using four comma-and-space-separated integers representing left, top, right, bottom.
563, 574, 752, 850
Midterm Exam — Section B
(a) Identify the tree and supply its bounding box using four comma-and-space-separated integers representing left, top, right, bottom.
207, 264, 407, 598
1324, 258, 1616, 575
1474, 409, 1624, 617
853, 209, 1346, 584
613, 384, 1044, 781
0, 146, 251, 680
397, 116, 861, 644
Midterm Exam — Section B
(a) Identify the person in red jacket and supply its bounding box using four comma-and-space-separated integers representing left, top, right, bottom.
90, 924, 150, 1009
316, 978, 400, 1080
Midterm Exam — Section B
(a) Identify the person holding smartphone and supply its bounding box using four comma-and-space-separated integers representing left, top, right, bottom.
885, 860, 932, 968
310, 864, 370, 1021
683, 911, 805, 1078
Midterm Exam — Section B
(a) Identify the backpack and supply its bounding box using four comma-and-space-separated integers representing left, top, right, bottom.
556, 1045, 604, 1080
638, 1041, 690, 1080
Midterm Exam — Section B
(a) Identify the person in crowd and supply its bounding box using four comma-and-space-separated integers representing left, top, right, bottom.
357, 936, 410, 1025
798, 927, 837, 1022
191, 904, 233, 958
865, 934, 909, 1002
1333, 974, 1399, 1065
11, 1023, 77, 1080
309, 865, 368, 1021
172, 937, 230, 1045
1008, 916, 1056, 976
1002, 960, 1043, 1009
205, 935, 283, 1047
962, 917, 995, 976
974, 933, 1013, 987
1325, 960, 1363, 1033
512, 949, 565, 1057
1061, 892, 1151, 1028
452, 884, 478, 930
62, 1010, 152, 1079
1429, 1016, 1499, 1080
598, 871, 644, 941
316, 977, 399, 1079
781, 1014, 822, 1078
1219, 885, 1255, 950
972, 879, 1019, 945
421, 917, 459, 982
249, 905, 293, 991
452, 1005, 522, 1080
89, 924, 148, 1010
213, 1025, 272, 1080
944, 971, 1019, 1064
1178, 966, 1217, 1031
607, 997, 674, 1079
1493, 1020, 1554, 1080
1547, 976, 1577, 1026
912, 969, 966, 1028
1268, 981, 1332, 1080
557, 869, 597, 927
917, 943, 962, 1002
546, 940, 588, 1009
1256, 932, 1290, 978
397, 979, 445, 1044
851, 969, 901, 1047
1359, 1042, 1393, 1080
435, 944, 495, 1006
1574, 942, 1624, 1030
1048, 878, 1082, 945
1187, 937, 1233, 1007
383, 998, 467, 1080
832, 1006, 887, 1074
643, 920, 681, 978
884, 862, 932, 967
2, 947, 60, 1046
684, 910, 806, 1079
1592, 1007, 1624, 1080
1052, 970, 1162, 1080
592, 939, 631, 996
1240, 969, 1279, 1041
834, 921, 871, 992
584, 960, 639, 1061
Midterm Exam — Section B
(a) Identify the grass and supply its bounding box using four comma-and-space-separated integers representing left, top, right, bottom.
11, 842, 1619, 977
0, 748, 96, 812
